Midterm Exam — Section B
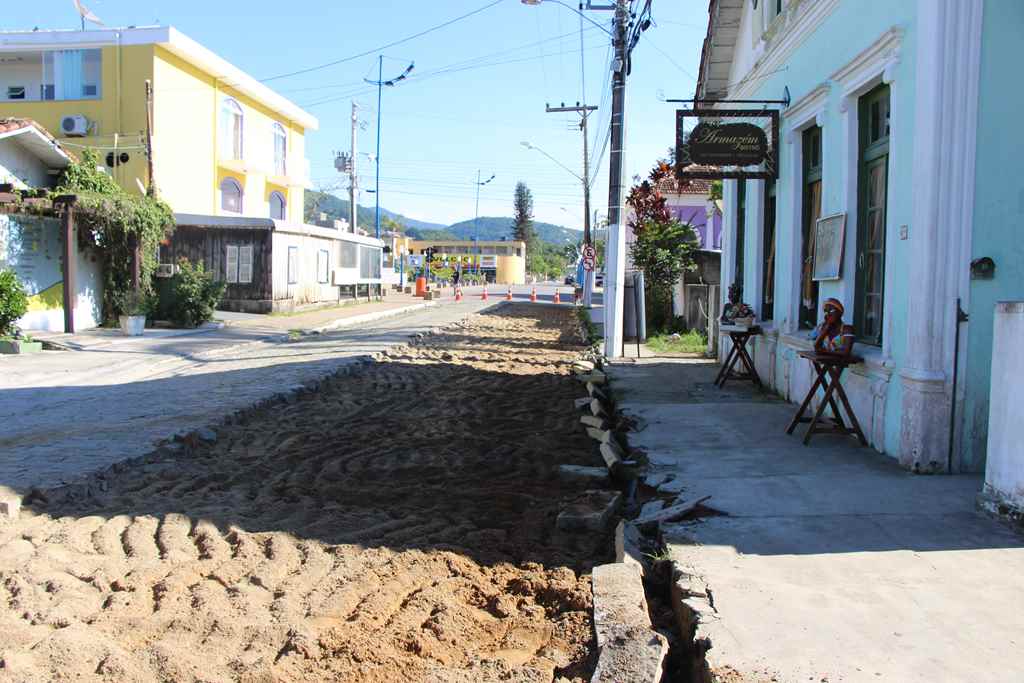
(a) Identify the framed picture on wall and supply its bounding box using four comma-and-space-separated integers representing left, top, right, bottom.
813, 212, 846, 281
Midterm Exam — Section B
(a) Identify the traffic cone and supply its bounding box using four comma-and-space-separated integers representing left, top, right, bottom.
530, 287, 537, 302
506, 287, 513, 301
553, 290, 561, 304
455, 287, 463, 302
481, 286, 488, 301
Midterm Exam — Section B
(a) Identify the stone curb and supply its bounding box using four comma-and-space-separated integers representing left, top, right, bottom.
590, 563, 669, 683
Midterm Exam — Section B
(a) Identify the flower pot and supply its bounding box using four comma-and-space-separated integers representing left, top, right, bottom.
119, 315, 146, 336
0, 339, 42, 354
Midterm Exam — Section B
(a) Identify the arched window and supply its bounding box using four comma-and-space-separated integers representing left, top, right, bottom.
220, 177, 243, 214
220, 98, 244, 160
272, 122, 287, 176
269, 191, 287, 220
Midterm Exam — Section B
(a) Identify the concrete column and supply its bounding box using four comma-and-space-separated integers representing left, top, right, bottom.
981, 302, 1024, 518
899, 0, 983, 472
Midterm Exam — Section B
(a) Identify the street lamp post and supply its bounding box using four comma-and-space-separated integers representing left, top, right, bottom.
365, 57, 414, 240
474, 171, 495, 275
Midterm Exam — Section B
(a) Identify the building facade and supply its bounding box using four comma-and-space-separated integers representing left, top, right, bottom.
0, 26, 315, 223
393, 237, 528, 285
698, 0, 1023, 473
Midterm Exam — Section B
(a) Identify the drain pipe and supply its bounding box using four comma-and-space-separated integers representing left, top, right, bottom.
947, 298, 969, 475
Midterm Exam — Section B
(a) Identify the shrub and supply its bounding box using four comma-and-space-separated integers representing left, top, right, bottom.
163, 259, 225, 328
0, 269, 29, 337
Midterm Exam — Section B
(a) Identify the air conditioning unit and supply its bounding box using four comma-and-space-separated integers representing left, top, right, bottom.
155, 263, 176, 278
60, 114, 90, 137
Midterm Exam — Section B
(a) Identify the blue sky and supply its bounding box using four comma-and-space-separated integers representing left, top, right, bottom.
4, 0, 706, 230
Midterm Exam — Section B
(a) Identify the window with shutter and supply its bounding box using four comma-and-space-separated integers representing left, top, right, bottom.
238, 245, 253, 284
225, 245, 239, 284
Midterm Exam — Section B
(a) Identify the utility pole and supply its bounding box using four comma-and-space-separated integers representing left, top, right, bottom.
546, 102, 597, 306
349, 101, 358, 234
604, 0, 629, 358
144, 80, 156, 197
364, 57, 415, 240
474, 171, 496, 274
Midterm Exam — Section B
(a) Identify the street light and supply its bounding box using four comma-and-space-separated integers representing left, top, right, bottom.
520, 0, 615, 36
520, 142, 583, 182
365, 56, 414, 239
474, 171, 496, 275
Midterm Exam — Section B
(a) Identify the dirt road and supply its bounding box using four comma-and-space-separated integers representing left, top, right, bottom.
0, 305, 611, 682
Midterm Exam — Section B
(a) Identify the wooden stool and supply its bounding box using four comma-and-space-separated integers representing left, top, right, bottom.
714, 325, 763, 389
786, 351, 868, 446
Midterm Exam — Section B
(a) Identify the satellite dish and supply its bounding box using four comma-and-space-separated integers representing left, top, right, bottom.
72, 0, 104, 26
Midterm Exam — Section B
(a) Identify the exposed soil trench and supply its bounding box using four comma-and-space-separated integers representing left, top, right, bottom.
0, 305, 611, 682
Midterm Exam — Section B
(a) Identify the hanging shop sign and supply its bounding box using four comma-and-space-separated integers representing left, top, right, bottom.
675, 108, 779, 180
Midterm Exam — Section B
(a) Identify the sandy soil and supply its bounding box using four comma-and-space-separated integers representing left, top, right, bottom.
0, 305, 612, 683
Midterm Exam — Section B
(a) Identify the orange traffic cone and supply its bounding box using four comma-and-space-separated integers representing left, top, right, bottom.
455, 287, 463, 302
553, 290, 561, 304
506, 287, 513, 301
530, 287, 537, 302
481, 286, 488, 300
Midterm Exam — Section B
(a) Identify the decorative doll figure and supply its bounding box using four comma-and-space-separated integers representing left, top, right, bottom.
813, 298, 854, 357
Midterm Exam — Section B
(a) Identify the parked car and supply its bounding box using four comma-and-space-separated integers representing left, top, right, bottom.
595, 271, 605, 288
564, 275, 575, 285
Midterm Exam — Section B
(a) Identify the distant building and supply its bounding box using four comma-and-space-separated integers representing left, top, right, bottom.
0, 27, 384, 312
392, 237, 527, 285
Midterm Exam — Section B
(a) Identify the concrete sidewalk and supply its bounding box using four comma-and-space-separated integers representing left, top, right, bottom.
608, 357, 1024, 683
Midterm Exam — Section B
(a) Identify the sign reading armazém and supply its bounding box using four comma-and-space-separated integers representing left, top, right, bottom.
675, 109, 779, 180
688, 121, 768, 166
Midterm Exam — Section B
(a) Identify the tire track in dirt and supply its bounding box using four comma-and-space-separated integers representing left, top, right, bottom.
0, 305, 608, 682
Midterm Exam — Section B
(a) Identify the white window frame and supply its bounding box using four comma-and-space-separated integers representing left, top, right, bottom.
220, 98, 244, 161
317, 249, 330, 284
782, 82, 830, 335
272, 122, 287, 176
287, 245, 299, 284
831, 27, 902, 360
225, 244, 239, 283
238, 245, 253, 284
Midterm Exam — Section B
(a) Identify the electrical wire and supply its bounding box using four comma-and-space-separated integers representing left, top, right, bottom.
261, 0, 504, 82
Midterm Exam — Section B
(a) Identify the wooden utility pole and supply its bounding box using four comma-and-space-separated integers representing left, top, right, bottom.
55, 196, 77, 334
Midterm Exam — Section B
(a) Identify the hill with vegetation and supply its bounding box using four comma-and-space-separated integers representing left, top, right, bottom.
304, 191, 581, 245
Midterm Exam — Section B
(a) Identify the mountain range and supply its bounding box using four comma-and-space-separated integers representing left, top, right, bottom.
304, 191, 582, 245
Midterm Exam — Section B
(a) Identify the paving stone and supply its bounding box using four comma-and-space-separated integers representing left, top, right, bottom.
578, 372, 606, 385
592, 562, 652, 646
572, 359, 596, 372
581, 415, 608, 429
195, 427, 218, 443
557, 465, 610, 485
636, 496, 711, 525
590, 398, 608, 417
556, 490, 621, 532
614, 520, 646, 568
657, 478, 687, 494
600, 442, 625, 470
574, 397, 592, 410
587, 382, 608, 400
591, 625, 669, 683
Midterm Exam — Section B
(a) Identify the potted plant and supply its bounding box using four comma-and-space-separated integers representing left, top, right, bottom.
0, 269, 41, 354
116, 289, 151, 336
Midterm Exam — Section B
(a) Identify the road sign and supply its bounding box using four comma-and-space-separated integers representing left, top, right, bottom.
583, 257, 596, 272
583, 244, 597, 261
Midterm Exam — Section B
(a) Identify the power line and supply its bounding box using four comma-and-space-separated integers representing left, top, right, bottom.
261, 0, 503, 82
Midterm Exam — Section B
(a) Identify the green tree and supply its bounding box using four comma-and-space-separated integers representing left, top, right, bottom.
629, 219, 697, 330
511, 182, 537, 267
0, 269, 29, 337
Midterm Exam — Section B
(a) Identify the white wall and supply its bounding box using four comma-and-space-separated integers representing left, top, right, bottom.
983, 302, 1024, 512
0, 138, 52, 188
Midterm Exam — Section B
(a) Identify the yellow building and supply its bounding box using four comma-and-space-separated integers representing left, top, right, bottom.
0, 26, 317, 223
392, 237, 527, 285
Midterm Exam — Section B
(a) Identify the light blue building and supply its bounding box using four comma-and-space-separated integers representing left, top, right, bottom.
696, 0, 1023, 475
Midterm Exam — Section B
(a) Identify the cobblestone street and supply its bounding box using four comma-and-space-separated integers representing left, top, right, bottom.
0, 301, 492, 492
